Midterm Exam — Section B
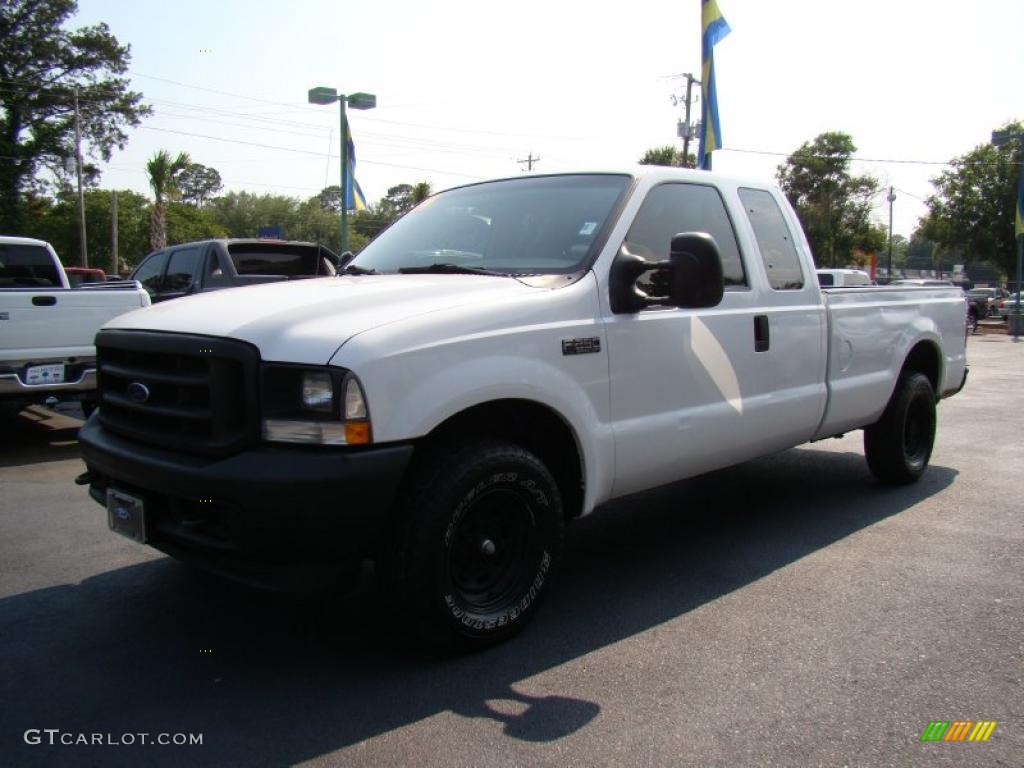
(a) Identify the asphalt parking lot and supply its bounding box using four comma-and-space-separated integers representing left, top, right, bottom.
1, 336, 1021, 767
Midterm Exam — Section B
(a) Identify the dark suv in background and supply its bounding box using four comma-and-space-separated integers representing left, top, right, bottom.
129, 239, 340, 303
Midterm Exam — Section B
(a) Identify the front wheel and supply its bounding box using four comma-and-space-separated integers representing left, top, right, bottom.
381, 439, 564, 650
864, 372, 936, 485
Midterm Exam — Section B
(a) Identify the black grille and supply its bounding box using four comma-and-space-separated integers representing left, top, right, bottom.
96, 330, 260, 456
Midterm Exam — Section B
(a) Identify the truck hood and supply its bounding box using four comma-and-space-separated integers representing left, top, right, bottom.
104, 274, 536, 364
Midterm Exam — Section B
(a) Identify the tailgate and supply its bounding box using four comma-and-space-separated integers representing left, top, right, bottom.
0, 289, 147, 360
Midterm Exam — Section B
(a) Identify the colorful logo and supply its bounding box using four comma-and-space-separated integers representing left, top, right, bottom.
920, 721, 997, 742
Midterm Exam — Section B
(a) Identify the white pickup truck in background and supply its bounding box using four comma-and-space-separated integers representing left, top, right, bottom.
78, 169, 967, 649
0, 235, 150, 415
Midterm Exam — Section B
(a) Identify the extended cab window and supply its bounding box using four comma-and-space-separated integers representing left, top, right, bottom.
738, 188, 804, 290
624, 183, 746, 292
0, 244, 60, 287
164, 247, 202, 292
132, 251, 169, 296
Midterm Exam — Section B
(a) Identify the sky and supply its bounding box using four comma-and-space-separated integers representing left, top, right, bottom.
69, 0, 1024, 239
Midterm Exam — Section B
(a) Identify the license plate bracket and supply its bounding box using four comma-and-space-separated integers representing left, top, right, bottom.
107, 488, 148, 543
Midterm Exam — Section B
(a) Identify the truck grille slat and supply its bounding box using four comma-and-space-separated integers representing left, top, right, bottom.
103, 391, 211, 421
95, 330, 259, 456
99, 361, 209, 387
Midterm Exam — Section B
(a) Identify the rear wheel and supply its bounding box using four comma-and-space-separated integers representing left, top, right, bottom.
380, 439, 564, 650
864, 372, 936, 484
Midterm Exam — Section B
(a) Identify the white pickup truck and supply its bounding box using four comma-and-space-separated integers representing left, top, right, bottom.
0, 236, 150, 415
78, 169, 968, 648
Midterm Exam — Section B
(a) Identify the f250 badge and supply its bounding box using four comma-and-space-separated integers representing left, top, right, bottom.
561, 337, 601, 356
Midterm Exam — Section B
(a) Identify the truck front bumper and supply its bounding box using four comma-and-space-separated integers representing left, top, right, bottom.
78, 416, 414, 590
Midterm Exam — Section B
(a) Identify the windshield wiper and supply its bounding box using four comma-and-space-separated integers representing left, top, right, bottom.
341, 264, 377, 275
397, 263, 506, 276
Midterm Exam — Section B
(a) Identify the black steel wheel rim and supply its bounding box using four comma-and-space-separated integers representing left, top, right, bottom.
903, 398, 930, 467
447, 487, 539, 615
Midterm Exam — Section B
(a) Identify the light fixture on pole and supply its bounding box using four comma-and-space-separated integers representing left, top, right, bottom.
308, 87, 376, 255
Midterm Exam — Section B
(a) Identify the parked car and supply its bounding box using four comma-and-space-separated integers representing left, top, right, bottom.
79, 169, 968, 649
816, 268, 872, 287
0, 236, 150, 415
997, 291, 1023, 318
966, 287, 1007, 318
129, 239, 340, 303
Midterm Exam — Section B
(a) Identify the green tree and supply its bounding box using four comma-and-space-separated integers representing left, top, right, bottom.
177, 163, 222, 206
21, 188, 151, 273
164, 201, 227, 246
411, 181, 432, 204
318, 185, 342, 213
208, 190, 299, 239
0, 0, 150, 236
776, 132, 882, 267
145, 149, 190, 250
638, 145, 695, 168
922, 121, 1023, 279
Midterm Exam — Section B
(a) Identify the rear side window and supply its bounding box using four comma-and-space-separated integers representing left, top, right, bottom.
165, 247, 202, 291
0, 244, 60, 287
624, 183, 746, 289
738, 188, 804, 290
132, 252, 169, 296
817, 272, 834, 287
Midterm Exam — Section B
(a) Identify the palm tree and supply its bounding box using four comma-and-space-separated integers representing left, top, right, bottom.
146, 150, 191, 251
411, 181, 432, 205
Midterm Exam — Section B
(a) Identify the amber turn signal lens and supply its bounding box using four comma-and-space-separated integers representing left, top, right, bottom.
344, 421, 371, 445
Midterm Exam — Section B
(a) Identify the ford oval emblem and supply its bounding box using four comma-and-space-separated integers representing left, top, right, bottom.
126, 382, 151, 403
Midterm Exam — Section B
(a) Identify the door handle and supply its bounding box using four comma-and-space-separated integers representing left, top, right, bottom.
754, 315, 770, 352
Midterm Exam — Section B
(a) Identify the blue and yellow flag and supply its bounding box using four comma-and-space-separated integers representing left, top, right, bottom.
699, 0, 731, 170
344, 124, 367, 212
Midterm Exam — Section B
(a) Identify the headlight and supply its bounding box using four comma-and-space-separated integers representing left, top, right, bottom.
302, 371, 333, 412
261, 365, 371, 445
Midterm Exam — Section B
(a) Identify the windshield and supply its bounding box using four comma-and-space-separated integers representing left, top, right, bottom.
350, 174, 631, 275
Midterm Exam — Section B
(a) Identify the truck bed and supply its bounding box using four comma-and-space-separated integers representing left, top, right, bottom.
815, 285, 968, 439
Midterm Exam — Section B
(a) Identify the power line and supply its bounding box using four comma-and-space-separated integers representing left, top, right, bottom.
136, 126, 487, 179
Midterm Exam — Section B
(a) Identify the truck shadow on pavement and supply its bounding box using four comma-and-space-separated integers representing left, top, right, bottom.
0, 406, 84, 468
1, 447, 956, 766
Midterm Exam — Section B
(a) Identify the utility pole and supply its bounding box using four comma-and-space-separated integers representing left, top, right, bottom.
73, 87, 88, 268
678, 74, 700, 167
110, 190, 118, 277
517, 153, 540, 172
887, 186, 895, 280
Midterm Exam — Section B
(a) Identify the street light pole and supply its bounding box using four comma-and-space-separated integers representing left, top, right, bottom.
887, 186, 895, 280
308, 87, 376, 257
992, 129, 1023, 340
339, 96, 348, 255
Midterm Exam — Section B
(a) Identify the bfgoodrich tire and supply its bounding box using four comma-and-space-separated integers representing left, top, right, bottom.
864, 372, 936, 485
381, 439, 564, 650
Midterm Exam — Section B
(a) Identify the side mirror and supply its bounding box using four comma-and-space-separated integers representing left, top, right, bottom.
338, 250, 356, 269
609, 232, 724, 314
668, 232, 724, 308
